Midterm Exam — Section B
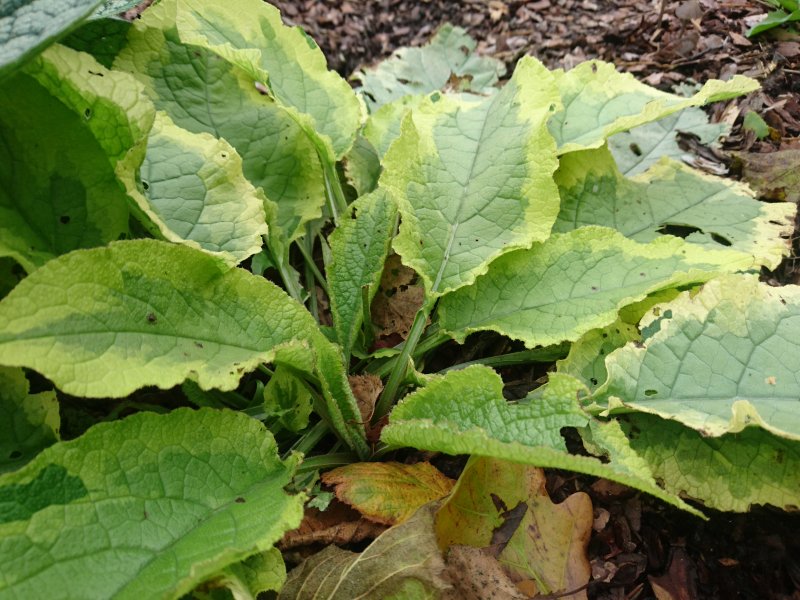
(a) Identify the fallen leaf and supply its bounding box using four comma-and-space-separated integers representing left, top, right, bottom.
648, 548, 698, 600
371, 254, 427, 344
348, 373, 382, 423
280, 502, 450, 599
442, 545, 527, 599
323, 461, 455, 525
735, 149, 800, 203
279, 500, 387, 550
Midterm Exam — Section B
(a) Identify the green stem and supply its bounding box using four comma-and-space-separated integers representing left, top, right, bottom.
272, 249, 305, 304
287, 420, 330, 457
296, 452, 357, 475
368, 323, 448, 379
296, 235, 330, 296
374, 304, 430, 419
322, 159, 348, 226
438, 345, 570, 374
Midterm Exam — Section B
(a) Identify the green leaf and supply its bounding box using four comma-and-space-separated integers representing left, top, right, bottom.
0, 408, 304, 599
0, 239, 319, 397
0, 44, 152, 271
354, 23, 505, 110
344, 135, 382, 196
747, 8, 800, 37
382, 56, 562, 298
743, 110, 771, 139
263, 366, 312, 433
62, 17, 132, 68
554, 146, 795, 269
195, 548, 286, 600
439, 226, 754, 348
556, 320, 640, 393
115, 1, 326, 244
596, 274, 800, 441
279, 502, 448, 599
91, 0, 142, 19
174, 0, 362, 161
608, 107, 729, 176
0, 367, 59, 473
0, 258, 22, 299
328, 190, 397, 358
0, 0, 103, 79
119, 112, 269, 266
549, 60, 758, 153
363, 94, 427, 159
382, 367, 700, 515
623, 413, 800, 512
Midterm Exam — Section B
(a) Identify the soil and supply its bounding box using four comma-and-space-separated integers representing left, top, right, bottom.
266, 1, 800, 598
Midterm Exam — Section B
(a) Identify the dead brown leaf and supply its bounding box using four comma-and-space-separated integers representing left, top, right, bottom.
442, 545, 527, 599
279, 500, 387, 550
347, 373, 382, 423
371, 254, 427, 345
734, 149, 800, 203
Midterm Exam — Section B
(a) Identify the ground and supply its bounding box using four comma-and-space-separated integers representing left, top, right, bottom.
266, 1, 800, 598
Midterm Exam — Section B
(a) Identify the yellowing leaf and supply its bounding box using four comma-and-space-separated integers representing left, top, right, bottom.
322, 462, 455, 525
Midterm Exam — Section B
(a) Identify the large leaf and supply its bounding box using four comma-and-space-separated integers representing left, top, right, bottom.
328, 189, 397, 358
354, 23, 505, 110
554, 147, 795, 269
0, 44, 152, 272
0, 408, 304, 599
119, 112, 269, 266
595, 274, 800, 441
91, 0, 142, 19
438, 226, 754, 348
0, 0, 103, 79
624, 413, 800, 512
382, 366, 699, 514
62, 17, 132, 68
279, 502, 448, 599
115, 1, 326, 244
608, 107, 729, 176
0, 239, 368, 455
382, 56, 562, 298
173, 0, 362, 161
549, 60, 758, 154
0, 367, 59, 473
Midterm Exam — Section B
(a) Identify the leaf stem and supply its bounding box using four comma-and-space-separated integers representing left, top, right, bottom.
438, 345, 570, 373
272, 249, 305, 304
296, 452, 357, 474
286, 420, 330, 457
322, 159, 348, 226
373, 304, 430, 419
296, 235, 330, 296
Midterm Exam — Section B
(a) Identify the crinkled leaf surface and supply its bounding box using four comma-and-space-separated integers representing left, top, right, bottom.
322, 462, 455, 525
0, 238, 368, 455
328, 190, 397, 358
279, 502, 448, 599
119, 112, 268, 266
115, 2, 325, 243
596, 274, 800, 441
0, 239, 315, 398
0, 44, 151, 272
0, 408, 304, 599
383, 367, 698, 513
262, 365, 312, 433
363, 94, 426, 159
0, 0, 102, 79
549, 60, 757, 153
91, 0, 142, 19
382, 56, 562, 298
439, 226, 754, 348
63, 17, 131, 68
0, 367, 59, 473
624, 414, 800, 512
355, 23, 505, 110
554, 147, 794, 269
608, 107, 729, 176
174, 0, 362, 160
344, 135, 381, 196
198, 548, 286, 600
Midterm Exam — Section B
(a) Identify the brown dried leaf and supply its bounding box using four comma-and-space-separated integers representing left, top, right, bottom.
279, 500, 387, 550
735, 149, 800, 203
323, 461, 455, 525
442, 545, 527, 600
348, 373, 382, 423
370, 254, 426, 343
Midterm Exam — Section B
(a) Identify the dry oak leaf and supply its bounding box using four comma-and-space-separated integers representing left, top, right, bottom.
322, 461, 456, 525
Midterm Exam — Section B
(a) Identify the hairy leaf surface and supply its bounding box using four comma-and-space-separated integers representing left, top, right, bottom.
597, 274, 800, 440
119, 112, 268, 265
439, 226, 754, 348
554, 147, 795, 269
0, 408, 304, 599
382, 56, 562, 298
549, 60, 757, 153
382, 367, 698, 513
